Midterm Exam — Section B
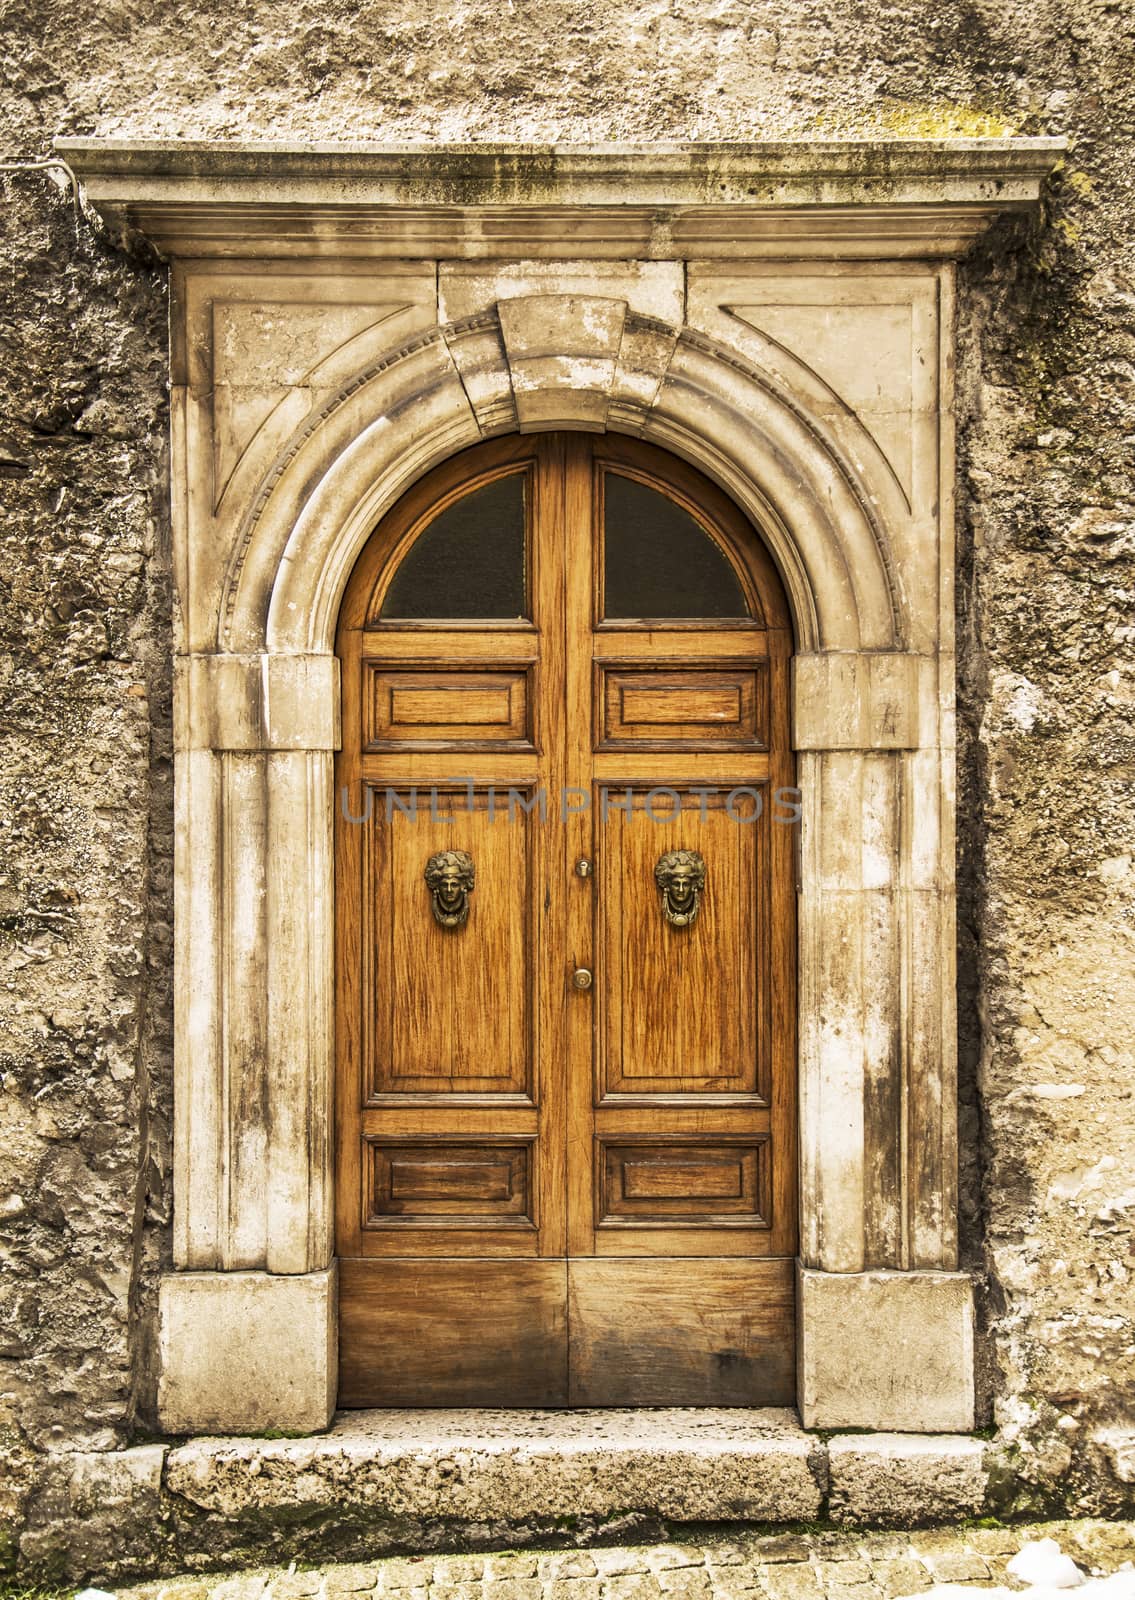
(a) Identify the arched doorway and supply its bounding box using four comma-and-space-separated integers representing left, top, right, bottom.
335, 432, 797, 1407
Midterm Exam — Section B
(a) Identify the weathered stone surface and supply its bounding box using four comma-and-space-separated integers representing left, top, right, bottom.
827, 1435, 988, 1526
162, 1408, 823, 1524
798, 1270, 976, 1431
16, 1444, 167, 1576
868, 1559, 930, 1596
158, 1266, 337, 1434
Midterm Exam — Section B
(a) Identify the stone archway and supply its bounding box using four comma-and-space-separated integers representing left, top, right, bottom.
60, 139, 1063, 1436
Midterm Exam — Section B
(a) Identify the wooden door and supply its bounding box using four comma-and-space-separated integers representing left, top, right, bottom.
336, 433, 796, 1407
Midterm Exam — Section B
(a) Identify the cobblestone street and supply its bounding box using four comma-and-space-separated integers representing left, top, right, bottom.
105, 1523, 1135, 1600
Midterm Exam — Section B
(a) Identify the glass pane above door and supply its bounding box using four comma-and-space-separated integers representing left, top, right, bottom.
380, 470, 528, 620
602, 470, 751, 621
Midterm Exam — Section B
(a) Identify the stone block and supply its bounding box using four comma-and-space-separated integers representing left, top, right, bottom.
482, 1582, 542, 1600
792, 653, 931, 752
815, 1562, 872, 1587
868, 1559, 930, 1595
323, 1566, 381, 1593
539, 1555, 599, 1579
797, 1267, 975, 1431
923, 1551, 990, 1583
158, 1265, 337, 1434
483, 1556, 539, 1581
432, 1560, 486, 1585
592, 1551, 652, 1577
164, 1406, 822, 1523
438, 260, 685, 328
657, 1574, 710, 1600
827, 1434, 988, 1526
267, 1578, 323, 1599
544, 1583, 604, 1600
21, 1445, 169, 1576
762, 1566, 823, 1600
378, 1561, 433, 1590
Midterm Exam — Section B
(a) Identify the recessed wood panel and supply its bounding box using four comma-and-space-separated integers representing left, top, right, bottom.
364, 665, 533, 750
567, 1257, 795, 1406
366, 785, 534, 1097
599, 1137, 769, 1225
339, 1258, 568, 1406
598, 666, 768, 750
365, 1139, 533, 1225
597, 784, 766, 1098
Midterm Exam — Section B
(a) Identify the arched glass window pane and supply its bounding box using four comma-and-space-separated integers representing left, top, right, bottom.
380, 472, 527, 620
603, 472, 750, 620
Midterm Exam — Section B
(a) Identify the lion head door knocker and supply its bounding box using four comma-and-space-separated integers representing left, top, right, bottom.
424, 850, 475, 929
654, 849, 707, 929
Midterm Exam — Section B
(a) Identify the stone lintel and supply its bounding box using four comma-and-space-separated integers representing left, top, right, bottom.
56, 137, 1065, 262
797, 1266, 975, 1432
175, 652, 341, 751
158, 1266, 338, 1434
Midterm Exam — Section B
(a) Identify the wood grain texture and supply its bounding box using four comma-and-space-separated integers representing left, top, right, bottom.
568, 1257, 796, 1406
365, 1138, 535, 1224
370, 786, 533, 1095
338, 1258, 568, 1406
336, 433, 797, 1404
598, 665, 768, 750
597, 785, 764, 1098
598, 1137, 769, 1224
364, 665, 534, 750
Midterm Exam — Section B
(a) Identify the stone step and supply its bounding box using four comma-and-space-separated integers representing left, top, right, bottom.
166, 1408, 826, 1525
23, 1412, 992, 1583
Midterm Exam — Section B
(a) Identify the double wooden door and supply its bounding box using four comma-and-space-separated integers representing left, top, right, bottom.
336, 433, 796, 1407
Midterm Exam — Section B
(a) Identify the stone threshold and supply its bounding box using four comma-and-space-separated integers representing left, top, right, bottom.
27, 1411, 994, 1583
162, 1409, 988, 1528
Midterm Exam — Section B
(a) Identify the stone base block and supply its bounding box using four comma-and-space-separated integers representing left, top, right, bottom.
828, 1433, 987, 1525
797, 1266, 975, 1431
159, 1264, 337, 1435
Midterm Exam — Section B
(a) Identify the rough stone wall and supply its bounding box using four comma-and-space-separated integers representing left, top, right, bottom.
0, 0, 1132, 1564
0, 167, 173, 1556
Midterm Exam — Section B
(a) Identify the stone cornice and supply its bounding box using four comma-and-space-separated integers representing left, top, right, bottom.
56, 138, 1066, 261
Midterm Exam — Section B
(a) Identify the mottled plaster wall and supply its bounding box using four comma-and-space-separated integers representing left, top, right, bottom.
0, 0, 1132, 1557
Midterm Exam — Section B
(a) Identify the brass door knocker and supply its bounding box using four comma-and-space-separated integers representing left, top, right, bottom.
654, 849, 706, 928
425, 849, 475, 928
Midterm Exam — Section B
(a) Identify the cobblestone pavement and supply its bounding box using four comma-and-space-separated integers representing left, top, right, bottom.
108, 1521, 1135, 1600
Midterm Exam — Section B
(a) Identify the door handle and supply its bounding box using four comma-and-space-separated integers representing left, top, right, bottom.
571, 967, 594, 991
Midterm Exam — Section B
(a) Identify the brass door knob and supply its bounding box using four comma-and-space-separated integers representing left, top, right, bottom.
572, 967, 594, 991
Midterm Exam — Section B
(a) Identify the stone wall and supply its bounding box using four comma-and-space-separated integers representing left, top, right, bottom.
0, 0, 1132, 1569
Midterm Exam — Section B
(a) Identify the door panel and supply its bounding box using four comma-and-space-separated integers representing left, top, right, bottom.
597, 665, 769, 751
365, 666, 535, 751
597, 784, 764, 1099
567, 1258, 796, 1407
336, 432, 796, 1406
597, 1137, 770, 1225
364, 1139, 535, 1224
369, 786, 534, 1096
339, 1258, 568, 1406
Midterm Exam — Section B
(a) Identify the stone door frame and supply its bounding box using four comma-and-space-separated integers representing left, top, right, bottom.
61, 138, 1063, 1435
